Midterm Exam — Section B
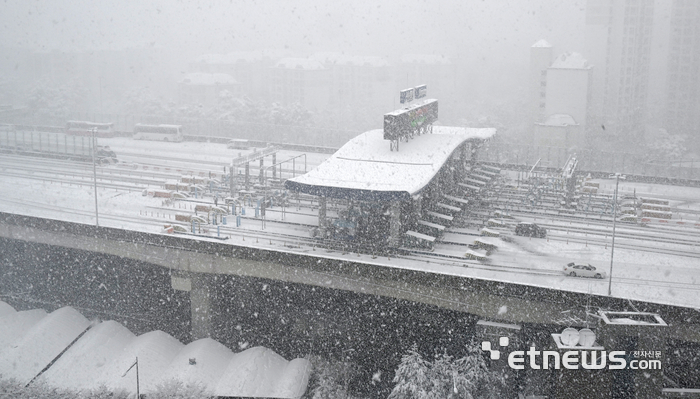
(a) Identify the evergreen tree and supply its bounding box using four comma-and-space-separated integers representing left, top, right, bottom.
388, 343, 432, 399
303, 355, 363, 399
388, 340, 504, 399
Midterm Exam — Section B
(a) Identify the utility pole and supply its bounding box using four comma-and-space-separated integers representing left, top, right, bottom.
230, 162, 235, 198
121, 357, 140, 399
608, 173, 623, 296
91, 127, 99, 226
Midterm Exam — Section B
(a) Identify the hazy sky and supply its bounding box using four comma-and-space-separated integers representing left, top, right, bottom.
1, 0, 585, 61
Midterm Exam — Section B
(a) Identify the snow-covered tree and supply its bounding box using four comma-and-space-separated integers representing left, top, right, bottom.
25, 78, 88, 124
645, 127, 688, 161
389, 341, 504, 399
123, 86, 176, 117
0, 75, 21, 106
147, 379, 212, 399
451, 340, 504, 399
388, 344, 433, 399
303, 355, 365, 399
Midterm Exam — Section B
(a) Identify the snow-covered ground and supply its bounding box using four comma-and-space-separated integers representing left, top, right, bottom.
105, 136, 331, 179
0, 138, 699, 311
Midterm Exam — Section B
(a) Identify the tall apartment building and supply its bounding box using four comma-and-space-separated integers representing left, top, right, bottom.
585, 0, 700, 153
663, 0, 700, 149
585, 0, 655, 147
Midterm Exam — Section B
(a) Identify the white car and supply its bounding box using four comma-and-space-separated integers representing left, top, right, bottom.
564, 263, 606, 279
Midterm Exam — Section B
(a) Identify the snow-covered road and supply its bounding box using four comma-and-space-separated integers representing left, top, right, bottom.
1, 138, 698, 310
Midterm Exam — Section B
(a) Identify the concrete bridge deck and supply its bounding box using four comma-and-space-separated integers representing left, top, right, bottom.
1, 212, 698, 344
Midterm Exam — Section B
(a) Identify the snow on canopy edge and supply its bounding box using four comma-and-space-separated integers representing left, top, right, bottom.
39, 320, 137, 391
0, 306, 90, 384
214, 346, 312, 398
270, 357, 313, 398
108, 330, 184, 393
156, 337, 234, 391
0, 300, 15, 317
0, 308, 48, 353
532, 39, 552, 48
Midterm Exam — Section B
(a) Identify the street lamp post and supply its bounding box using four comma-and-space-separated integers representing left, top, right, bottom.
91, 127, 100, 226
607, 173, 624, 296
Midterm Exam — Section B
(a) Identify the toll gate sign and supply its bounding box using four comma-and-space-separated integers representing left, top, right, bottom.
400, 88, 414, 104
414, 84, 427, 99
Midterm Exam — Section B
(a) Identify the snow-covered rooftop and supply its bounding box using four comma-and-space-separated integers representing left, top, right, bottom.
550, 52, 590, 69
532, 39, 552, 48
275, 57, 325, 70
540, 114, 578, 126
193, 49, 292, 64
179, 72, 238, 85
310, 52, 389, 67
0, 303, 311, 398
285, 125, 496, 201
401, 54, 451, 65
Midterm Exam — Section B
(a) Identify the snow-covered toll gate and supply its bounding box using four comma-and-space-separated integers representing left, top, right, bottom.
284, 125, 496, 251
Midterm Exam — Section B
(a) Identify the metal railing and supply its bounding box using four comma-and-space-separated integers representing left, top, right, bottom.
480, 142, 700, 183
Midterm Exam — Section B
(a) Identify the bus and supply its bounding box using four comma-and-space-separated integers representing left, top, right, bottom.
66, 121, 115, 137
226, 138, 250, 149
133, 124, 184, 142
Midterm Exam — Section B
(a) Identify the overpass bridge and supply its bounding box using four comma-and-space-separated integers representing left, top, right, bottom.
1, 212, 697, 344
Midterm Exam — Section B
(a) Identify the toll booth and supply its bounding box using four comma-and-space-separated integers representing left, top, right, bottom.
284, 126, 496, 250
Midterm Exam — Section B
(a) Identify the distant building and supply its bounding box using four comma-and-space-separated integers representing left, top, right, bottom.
177, 72, 239, 107
530, 40, 554, 124
584, 0, 655, 145
183, 50, 459, 124
309, 52, 393, 111
529, 46, 592, 151
398, 54, 453, 103
661, 0, 700, 150
534, 114, 582, 150
188, 49, 291, 102
270, 58, 328, 111
543, 52, 592, 144
583, 0, 700, 152
20, 48, 176, 117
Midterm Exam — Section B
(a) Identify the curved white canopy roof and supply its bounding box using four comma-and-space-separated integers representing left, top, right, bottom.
286, 126, 496, 201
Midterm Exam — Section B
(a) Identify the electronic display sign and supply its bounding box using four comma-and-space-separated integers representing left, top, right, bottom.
383, 99, 438, 141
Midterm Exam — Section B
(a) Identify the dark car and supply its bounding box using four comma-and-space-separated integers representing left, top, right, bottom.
95, 145, 118, 164
96, 145, 116, 158
515, 222, 547, 238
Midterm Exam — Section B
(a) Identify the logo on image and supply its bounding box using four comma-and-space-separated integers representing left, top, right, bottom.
481, 328, 662, 371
